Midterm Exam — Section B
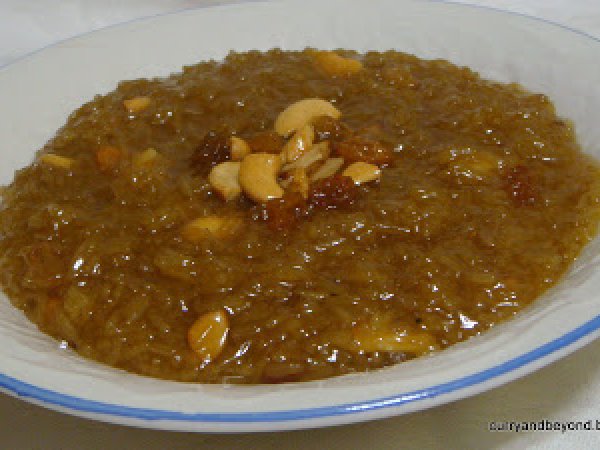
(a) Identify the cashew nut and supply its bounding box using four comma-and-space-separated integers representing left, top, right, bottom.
187, 309, 230, 363
281, 124, 315, 164
342, 161, 381, 184
123, 96, 151, 113
182, 216, 242, 242
310, 157, 345, 182
313, 51, 364, 76
208, 161, 241, 201
39, 153, 74, 170
274, 98, 341, 136
239, 153, 283, 202
230, 136, 251, 161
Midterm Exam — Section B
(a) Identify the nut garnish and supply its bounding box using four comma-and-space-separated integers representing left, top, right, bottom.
281, 145, 326, 173
281, 124, 315, 164
313, 50, 364, 76
342, 162, 381, 185
310, 157, 345, 182
352, 326, 438, 355
187, 310, 230, 364
208, 161, 241, 201
274, 98, 341, 136
39, 154, 74, 170
204, 100, 393, 224
230, 136, 251, 161
123, 96, 151, 113
182, 216, 241, 242
239, 153, 284, 203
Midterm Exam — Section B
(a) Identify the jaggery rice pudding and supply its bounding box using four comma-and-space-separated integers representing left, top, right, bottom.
1, 49, 600, 383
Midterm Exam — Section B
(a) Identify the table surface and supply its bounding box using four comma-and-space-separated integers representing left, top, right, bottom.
1, 1, 600, 448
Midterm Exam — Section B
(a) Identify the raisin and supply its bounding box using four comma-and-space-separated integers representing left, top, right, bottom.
312, 116, 351, 143
333, 137, 393, 167
246, 131, 285, 154
263, 176, 360, 229
264, 191, 310, 230
190, 131, 231, 175
309, 175, 358, 210
504, 165, 538, 206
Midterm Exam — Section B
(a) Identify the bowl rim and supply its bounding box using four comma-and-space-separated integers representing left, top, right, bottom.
2, 315, 600, 425
2, 0, 600, 431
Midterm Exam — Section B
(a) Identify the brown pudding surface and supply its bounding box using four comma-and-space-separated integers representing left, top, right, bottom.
1, 49, 599, 383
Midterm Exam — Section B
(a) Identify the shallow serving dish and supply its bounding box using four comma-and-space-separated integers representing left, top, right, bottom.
1, 0, 600, 432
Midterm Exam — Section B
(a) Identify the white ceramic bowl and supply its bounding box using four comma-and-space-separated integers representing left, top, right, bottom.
1, 0, 600, 433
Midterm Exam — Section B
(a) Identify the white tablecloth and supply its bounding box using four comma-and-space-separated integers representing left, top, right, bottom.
1, 1, 600, 448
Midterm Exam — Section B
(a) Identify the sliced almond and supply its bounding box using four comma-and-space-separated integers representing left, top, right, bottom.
281, 141, 328, 172
310, 157, 345, 182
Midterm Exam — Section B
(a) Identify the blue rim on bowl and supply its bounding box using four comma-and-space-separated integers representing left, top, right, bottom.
2, 314, 600, 423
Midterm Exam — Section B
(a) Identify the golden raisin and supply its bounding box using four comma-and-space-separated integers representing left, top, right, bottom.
265, 191, 310, 231
309, 174, 358, 210
247, 131, 285, 154
334, 137, 393, 167
190, 131, 231, 175
312, 116, 351, 143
